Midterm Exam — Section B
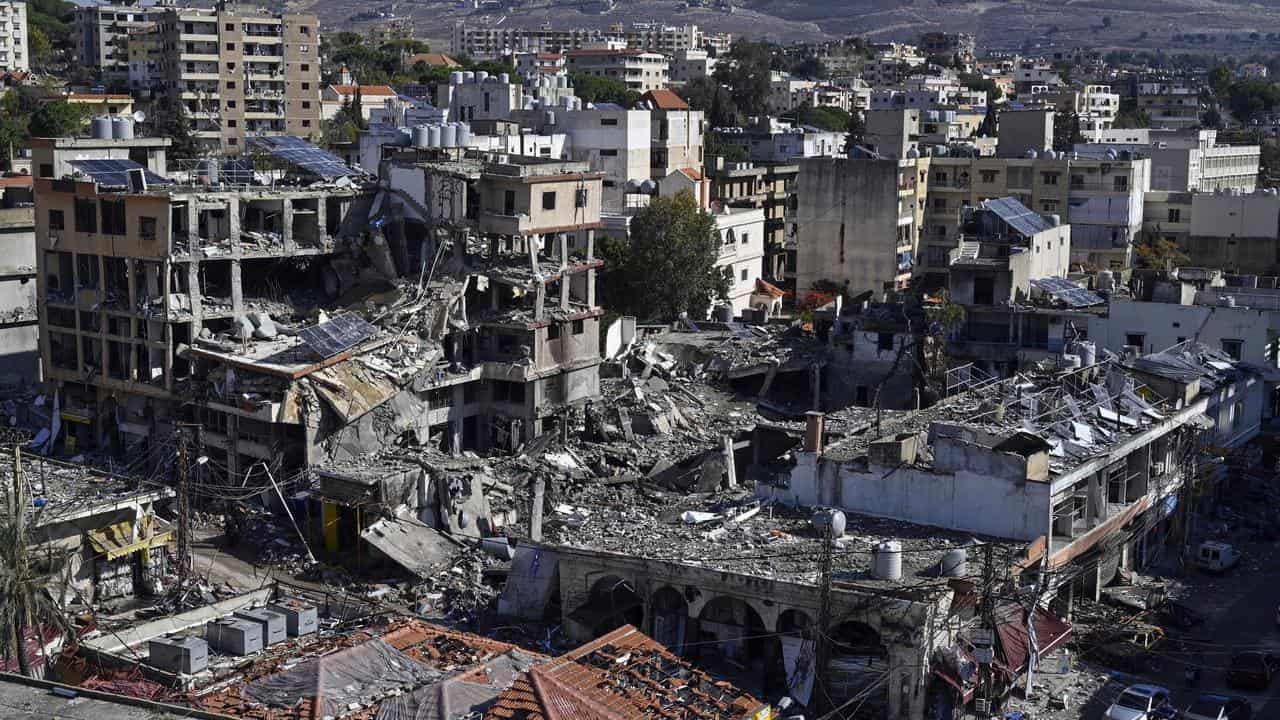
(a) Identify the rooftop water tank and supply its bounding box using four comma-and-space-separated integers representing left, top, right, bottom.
92, 116, 113, 140
113, 116, 135, 140
1074, 340, 1097, 367
450, 71, 464, 85
1061, 353, 1082, 369
462, 71, 475, 83
499, 73, 510, 84
872, 541, 902, 581
812, 508, 846, 538
1097, 269, 1115, 292
476, 70, 489, 83
457, 123, 472, 147
427, 124, 441, 147
440, 123, 458, 148
940, 548, 968, 577
411, 125, 430, 148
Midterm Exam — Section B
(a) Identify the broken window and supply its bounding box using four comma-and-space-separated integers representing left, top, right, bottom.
48, 209, 64, 231
1125, 333, 1145, 351
1221, 339, 1243, 360
139, 216, 157, 242
548, 323, 561, 340
572, 319, 584, 335
100, 200, 126, 236
76, 254, 99, 289
973, 276, 995, 305
74, 198, 97, 234
503, 190, 515, 215
492, 381, 526, 404
48, 332, 77, 371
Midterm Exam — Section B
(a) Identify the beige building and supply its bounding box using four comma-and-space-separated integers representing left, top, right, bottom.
75, 2, 162, 84
564, 48, 669, 93
155, 7, 322, 154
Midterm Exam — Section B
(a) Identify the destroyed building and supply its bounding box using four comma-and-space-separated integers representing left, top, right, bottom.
763, 347, 1262, 607
33, 129, 373, 460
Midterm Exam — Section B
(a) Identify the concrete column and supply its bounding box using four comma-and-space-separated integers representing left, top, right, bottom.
316, 197, 328, 244
722, 435, 737, 488
810, 363, 821, 411
186, 262, 203, 335
534, 282, 545, 322
559, 272, 570, 309
558, 232, 568, 270
226, 198, 241, 256
186, 202, 199, 254
526, 234, 538, 273
230, 260, 244, 317
586, 268, 596, 307
586, 228, 595, 261
281, 198, 295, 253
531, 474, 545, 542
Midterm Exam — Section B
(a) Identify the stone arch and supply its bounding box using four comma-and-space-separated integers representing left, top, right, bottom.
649, 585, 689, 652
689, 595, 771, 691
825, 619, 890, 714
573, 574, 644, 638
778, 608, 815, 638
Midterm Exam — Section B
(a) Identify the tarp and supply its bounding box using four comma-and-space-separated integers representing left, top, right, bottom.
246, 638, 441, 718
376, 651, 542, 720
361, 512, 458, 578
87, 521, 173, 561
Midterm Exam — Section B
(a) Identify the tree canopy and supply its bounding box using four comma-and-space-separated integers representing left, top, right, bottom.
597, 191, 729, 321
1227, 80, 1280, 125
569, 73, 638, 107
713, 40, 774, 115
790, 105, 851, 132
29, 100, 89, 139
677, 78, 739, 127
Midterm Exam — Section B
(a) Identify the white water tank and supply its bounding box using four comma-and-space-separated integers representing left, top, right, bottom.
1097, 269, 1115, 292
940, 548, 968, 577
499, 73, 510, 84
427, 124, 441, 147
92, 115, 113, 139
411, 125, 430, 148
812, 509, 846, 538
457, 123, 472, 147
440, 123, 458, 148
113, 116, 135, 139
476, 70, 489, 83
872, 541, 902, 581
1061, 353, 1082, 369
462, 71, 475, 83
450, 71, 464, 85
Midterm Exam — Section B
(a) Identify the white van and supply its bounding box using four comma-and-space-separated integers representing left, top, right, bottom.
1194, 541, 1240, 573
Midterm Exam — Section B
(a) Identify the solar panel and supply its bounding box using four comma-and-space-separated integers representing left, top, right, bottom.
298, 313, 378, 359
248, 135, 357, 180
1030, 277, 1106, 308
985, 196, 1054, 237
69, 159, 170, 188
218, 158, 256, 184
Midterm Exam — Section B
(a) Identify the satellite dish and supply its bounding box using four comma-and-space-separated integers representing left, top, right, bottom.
132, 110, 146, 123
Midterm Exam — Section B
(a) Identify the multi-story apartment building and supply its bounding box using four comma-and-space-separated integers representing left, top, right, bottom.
705, 159, 799, 288
32, 130, 372, 458
125, 25, 161, 98
669, 48, 715, 86
564, 48, 668, 93
714, 117, 844, 164
0, 183, 36, 385
155, 8, 322, 154
451, 21, 724, 59
74, 1, 161, 84
1136, 82, 1200, 130
0, 0, 27, 73
642, 89, 703, 183
1078, 128, 1260, 193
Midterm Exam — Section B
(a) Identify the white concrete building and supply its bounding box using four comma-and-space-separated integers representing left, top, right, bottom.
714, 117, 844, 164
713, 206, 766, 316
669, 48, 715, 86
564, 48, 669, 93
1077, 129, 1260, 193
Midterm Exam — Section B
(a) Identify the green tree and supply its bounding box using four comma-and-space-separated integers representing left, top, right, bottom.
29, 101, 88, 138
322, 97, 362, 146
791, 105, 851, 132
1208, 65, 1234, 96
28, 27, 52, 69
713, 39, 773, 115
0, 92, 29, 170
149, 97, 201, 165
1227, 80, 1280, 125
1201, 107, 1223, 129
847, 110, 866, 147
569, 73, 638, 106
678, 77, 739, 127
597, 191, 729, 321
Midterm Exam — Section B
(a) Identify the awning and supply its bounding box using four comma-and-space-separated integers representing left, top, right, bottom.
87, 521, 173, 561
995, 604, 1072, 676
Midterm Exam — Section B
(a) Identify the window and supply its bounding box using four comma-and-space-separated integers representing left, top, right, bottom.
724, 229, 735, 246
225, 22, 234, 30
600, 117, 618, 126
575, 188, 587, 208
878, 332, 894, 351
300, 63, 310, 71
1221, 338, 1243, 360
38, 163, 52, 178
228, 138, 238, 146
139, 216, 157, 242
301, 82, 310, 90
1041, 199, 1058, 212
1070, 174, 1084, 188
100, 200, 126, 236
301, 25, 311, 35
1114, 176, 1129, 191
548, 323, 561, 340
1167, 208, 1181, 223
1125, 332, 1145, 350
228, 119, 237, 127
542, 191, 556, 210
301, 100, 311, 109
503, 189, 516, 215
980, 169, 998, 183
572, 319, 585, 335
932, 198, 947, 211
226, 99, 236, 109
740, 268, 748, 281
48, 209, 64, 231
225, 42, 235, 51
74, 199, 97, 233
740, 231, 749, 245
300, 44, 310, 53
226, 80, 236, 89
1041, 172, 1059, 185
302, 119, 311, 128
599, 148, 617, 156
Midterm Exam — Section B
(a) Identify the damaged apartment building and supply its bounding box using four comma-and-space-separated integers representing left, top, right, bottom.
34, 122, 603, 489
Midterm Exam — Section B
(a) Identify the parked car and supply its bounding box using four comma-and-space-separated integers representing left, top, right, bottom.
1184, 693, 1253, 720
1226, 651, 1279, 690
1105, 684, 1177, 720
1195, 541, 1240, 572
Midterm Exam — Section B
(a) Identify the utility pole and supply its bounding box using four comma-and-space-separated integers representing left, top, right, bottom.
174, 426, 193, 588
10, 446, 30, 677
974, 542, 997, 718
813, 519, 835, 717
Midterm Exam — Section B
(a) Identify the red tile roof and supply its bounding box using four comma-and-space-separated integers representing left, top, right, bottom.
328, 84, 398, 97
406, 52, 461, 68
642, 89, 689, 110
676, 167, 704, 181
486, 626, 766, 720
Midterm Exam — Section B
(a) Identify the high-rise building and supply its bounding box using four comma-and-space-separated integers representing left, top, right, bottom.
155, 7, 322, 154
0, 0, 28, 73
74, 1, 164, 84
